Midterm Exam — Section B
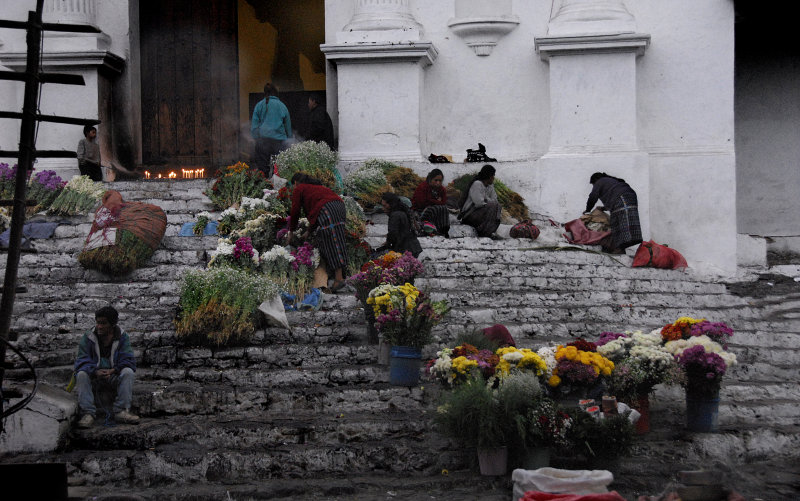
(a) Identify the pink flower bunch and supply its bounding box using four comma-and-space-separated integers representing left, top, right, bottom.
291, 241, 315, 271
233, 236, 254, 260
32, 170, 66, 191
676, 344, 728, 396
689, 321, 733, 346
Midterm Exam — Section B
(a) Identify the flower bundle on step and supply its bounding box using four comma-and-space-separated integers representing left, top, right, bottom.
47, 175, 106, 216
204, 161, 271, 211
27, 170, 66, 211
275, 141, 340, 191
175, 267, 281, 346
343, 164, 390, 209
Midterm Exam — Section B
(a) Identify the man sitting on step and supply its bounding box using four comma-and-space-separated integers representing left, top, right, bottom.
74, 305, 140, 428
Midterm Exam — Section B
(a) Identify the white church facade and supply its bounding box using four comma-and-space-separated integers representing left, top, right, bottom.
0, 0, 798, 275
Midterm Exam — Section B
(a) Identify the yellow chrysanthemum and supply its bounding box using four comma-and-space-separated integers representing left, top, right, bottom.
674, 316, 705, 325
548, 375, 561, 387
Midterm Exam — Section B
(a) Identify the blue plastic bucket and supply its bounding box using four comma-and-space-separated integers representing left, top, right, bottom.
389, 346, 422, 387
685, 393, 720, 432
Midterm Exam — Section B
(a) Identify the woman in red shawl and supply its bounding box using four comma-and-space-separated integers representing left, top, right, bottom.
411, 168, 450, 238
289, 173, 348, 293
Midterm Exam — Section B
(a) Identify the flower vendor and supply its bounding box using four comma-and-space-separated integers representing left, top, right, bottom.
411, 168, 450, 238
584, 172, 642, 254
377, 192, 422, 258
289, 173, 348, 292
457, 164, 502, 239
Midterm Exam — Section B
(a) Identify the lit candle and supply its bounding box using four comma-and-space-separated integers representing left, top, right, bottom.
168, 171, 177, 179
144, 171, 151, 180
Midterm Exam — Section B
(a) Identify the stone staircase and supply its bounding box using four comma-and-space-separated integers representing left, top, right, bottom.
1, 179, 799, 500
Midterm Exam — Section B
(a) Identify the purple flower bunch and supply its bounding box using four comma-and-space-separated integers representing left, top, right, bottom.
468, 349, 499, 377
689, 321, 734, 346
596, 331, 627, 346
0, 163, 18, 180
291, 241, 315, 271
233, 236, 254, 260
375, 308, 402, 331
676, 345, 727, 396
556, 359, 600, 386
32, 170, 66, 191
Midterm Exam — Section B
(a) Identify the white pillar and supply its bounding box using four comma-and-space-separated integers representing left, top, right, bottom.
323, 0, 438, 162
43, 0, 98, 27
534, 0, 651, 244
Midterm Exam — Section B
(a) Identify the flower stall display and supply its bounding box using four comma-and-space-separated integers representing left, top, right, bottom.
47, 175, 106, 216
367, 283, 449, 385
518, 397, 572, 469
0, 162, 21, 201
546, 341, 615, 404
204, 161, 271, 211
175, 266, 282, 347
495, 347, 549, 381
208, 236, 262, 272
597, 330, 680, 433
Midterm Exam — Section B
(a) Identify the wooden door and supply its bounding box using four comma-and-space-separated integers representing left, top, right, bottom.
140, 0, 239, 168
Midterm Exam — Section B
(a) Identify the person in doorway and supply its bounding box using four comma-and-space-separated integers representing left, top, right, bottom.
377, 192, 422, 258
411, 168, 450, 238
289, 173, 349, 293
458, 164, 502, 239
584, 172, 642, 254
251, 82, 292, 175
74, 306, 139, 428
306, 92, 335, 151
76, 125, 103, 182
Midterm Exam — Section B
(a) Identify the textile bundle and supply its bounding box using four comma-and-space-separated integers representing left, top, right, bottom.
78, 190, 167, 275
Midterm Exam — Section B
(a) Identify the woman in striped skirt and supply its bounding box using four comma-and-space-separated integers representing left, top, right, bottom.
411, 168, 451, 238
289, 173, 349, 292
584, 172, 643, 254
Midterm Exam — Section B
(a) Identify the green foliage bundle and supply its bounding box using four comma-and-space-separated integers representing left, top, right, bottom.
343, 164, 391, 209
435, 377, 507, 448
275, 141, 341, 191
204, 162, 271, 211
453, 329, 502, 353
175, 267, 281, 347
78, 229, 155, 275
385, 166, 423, 199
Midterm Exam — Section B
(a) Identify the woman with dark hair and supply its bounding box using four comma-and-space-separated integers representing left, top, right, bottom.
411, 168, 450, 238
584, 172, 642, 254
458, 164, 502, 239
289, 173, 348, 292
377, 192, 422, 257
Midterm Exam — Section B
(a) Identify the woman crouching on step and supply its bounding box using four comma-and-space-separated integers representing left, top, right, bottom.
289, 173, 349, 293
584, 172, 643, 255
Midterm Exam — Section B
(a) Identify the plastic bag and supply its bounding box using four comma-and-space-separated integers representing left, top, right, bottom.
512, 468, 614, 499
632, 240, 688, 270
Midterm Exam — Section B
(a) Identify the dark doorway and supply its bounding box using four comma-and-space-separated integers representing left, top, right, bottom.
139, 0, 240, 169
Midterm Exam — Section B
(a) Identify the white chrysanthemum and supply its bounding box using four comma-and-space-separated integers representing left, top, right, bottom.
262, 189, 278, 199
210, 239, 234, 257
220, 207, 238, 219
630, 345, 673, 367
630, 330, 661, 347
241, 197, 269, 211
263, 245, 295, 262
197, 211, 212, 219
597, 337, 632, 360
502, 351, 523, 363
537, 347, 557, 374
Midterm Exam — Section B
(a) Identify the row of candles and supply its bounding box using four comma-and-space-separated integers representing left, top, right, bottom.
143, 168, 205, 180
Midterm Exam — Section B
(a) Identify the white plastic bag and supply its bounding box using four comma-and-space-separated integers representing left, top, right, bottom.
511, 467, 614, 500
258, 295, 290, 331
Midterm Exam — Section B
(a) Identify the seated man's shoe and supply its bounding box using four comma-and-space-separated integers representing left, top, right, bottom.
115, 409, 140, 424
77, 414, 94, 428
489, 233, 504, 240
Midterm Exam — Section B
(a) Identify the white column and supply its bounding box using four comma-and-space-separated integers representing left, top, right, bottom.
534, 0, 651, 245
43, 0, 98, 27
548, 0, 635, 36
323, 0, 437, 161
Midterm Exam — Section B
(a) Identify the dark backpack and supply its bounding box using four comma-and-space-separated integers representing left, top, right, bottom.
509, 220, 540, 239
